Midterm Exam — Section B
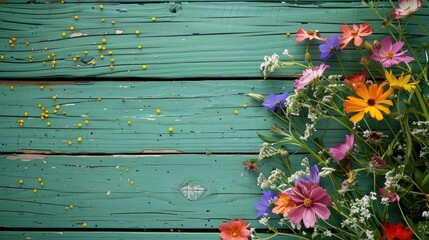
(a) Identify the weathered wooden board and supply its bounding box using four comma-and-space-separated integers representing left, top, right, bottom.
0, 80, 354, 154
0, 153, 287, 229
2, 2, 425, 79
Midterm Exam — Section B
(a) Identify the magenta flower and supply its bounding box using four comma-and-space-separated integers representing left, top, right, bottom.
286, 182, 333, 228
329, 134, 354, 162
380, 187, 400, 203
294, 64, 330, 90
370, 37, 414, 68
392, 0, 422, 19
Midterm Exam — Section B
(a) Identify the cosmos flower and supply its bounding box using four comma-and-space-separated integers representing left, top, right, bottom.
381, 222, 413, 240
295, 27, 327, 42
370, 37, 414, 68
219, 219, 251, 240
343, 82, 394, 122
384, 70, 417, 93
344, 70, 367, 89
340, 22, 374, 49
319, 34, 341, 60
286, 182, 333, 228
294, 64, 330, 90
392, 0, 422, 20
272, 193, 296, 217
262, 93, 288, 113
328, 134, 354, 162
255, 191, 276, 218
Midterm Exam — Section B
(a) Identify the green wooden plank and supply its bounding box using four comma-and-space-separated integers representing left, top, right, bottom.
1, 2, 423, 79
0, 80, 355, 154
0, 231, 299, 240
0, 153, 286, 229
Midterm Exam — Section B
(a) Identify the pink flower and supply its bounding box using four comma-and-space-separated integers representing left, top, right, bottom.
219, 219, 251, 240
329, 134, 354, 162
380, 187, 400, 202
294, 64, 330, 90
392, 0, 422, 19
370, 37, 415, 68
286, 182, 333, 228
340, 22, 374, 49
295, 28, 327, 42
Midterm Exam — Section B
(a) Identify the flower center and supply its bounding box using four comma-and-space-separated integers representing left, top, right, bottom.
303, 198, 312, 207
367, 98, 376, 106
385, 51, 394, 59
282, 196, 291, 206
307, 30, 315, 36
232, 231, 239, 237
351, 31, 358, 37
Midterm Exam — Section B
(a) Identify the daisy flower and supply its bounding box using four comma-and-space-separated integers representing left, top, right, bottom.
340, 22, 373, 49
286, 182, 333, 228
384, 70, 417, 93
343, 82, 394, 122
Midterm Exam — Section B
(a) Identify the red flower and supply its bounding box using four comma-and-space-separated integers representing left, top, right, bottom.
340, 22, 373, 49
219, 219, 251, 240
380, 222, 413, 240
344, 70, 367, 89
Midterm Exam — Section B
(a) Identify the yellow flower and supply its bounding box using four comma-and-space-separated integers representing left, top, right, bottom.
385, 70, 417, 93
344, 82, 393, 123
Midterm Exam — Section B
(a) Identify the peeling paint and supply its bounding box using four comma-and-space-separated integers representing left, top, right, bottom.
7, 154, 47, 162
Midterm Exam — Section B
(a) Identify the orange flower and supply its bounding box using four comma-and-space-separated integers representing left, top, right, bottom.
272, 193, 296, 217
340, 22, 373, 49
344, 82, 393, 123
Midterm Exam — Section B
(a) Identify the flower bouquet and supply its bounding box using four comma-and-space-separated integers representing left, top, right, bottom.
219, 0, 429, 239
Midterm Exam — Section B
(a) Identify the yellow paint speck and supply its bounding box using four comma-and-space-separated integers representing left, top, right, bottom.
82, 222, 87, 227
128, 120, 132, 125
97, 45, 103, 50
84, 50, 89, 55
111, 20, 116, 25
52, 95, 57, 100
234, 109, 239, 115
24, 112, 29, 116
151, 16, 157, 21
92, 60, 97, 65
40, 182, 44, 186
77, 137, 82, 142
137, 45, 142, 49
242, 104, 247, 108
33, 188, 37, 193
141, 64, 147, 70
69, 204, 74, 209
18, 179, 23, 184
110, 58, 115, 63
108, 51, 113, 55
70, 26, 75, 31
55, 105, 60, 110
97, 97, 102, 101
46, 121, 51, 126
64, 206, 69, 211
135, 30, 140, 35
62, 32, 67, 37
109, 65, 114, 69
101, 18, 106, 23
125, 168, 129, 172
130, 180, 134, 185
67, 140, 72, 145
26, 41, 30, 46
74, 15, 79, 20
85, 120, 89, 125
77, 123, 82, 128
9, 85, 14, 91
99, 4, 104, 9
168, 127, 174, 133
0, 55, 5, 60
100, 55, 105, 60
101, 38, 107, 44
38, 177, 42, 182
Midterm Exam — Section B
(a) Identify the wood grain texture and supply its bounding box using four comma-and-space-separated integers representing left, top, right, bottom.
0, 80, 354, 154
0, 153, 287, 229
1, 2, 425, 79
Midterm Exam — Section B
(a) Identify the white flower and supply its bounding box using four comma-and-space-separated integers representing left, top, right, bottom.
319, 167, 336, 177
260, 53, 280, 79
422, 211, 429, 218
365, 230, 375, 240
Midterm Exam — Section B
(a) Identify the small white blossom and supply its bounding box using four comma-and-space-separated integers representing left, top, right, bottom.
259, 214, 270, 226
422, 211, 429, 218
319, 167, 336, 177
258, 143, 278, 160
260, 53, 280, 79
282, 49, 293, 58
365, 230, 375, 240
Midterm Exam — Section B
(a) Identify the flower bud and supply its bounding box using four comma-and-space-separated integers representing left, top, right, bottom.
363, 41, 373, 52
305, 52, 311, 62
370, 154, 387, 169
248, 93, 264, 102
278, 148, 289, 159
372, 40, 381, 50
359, 57, 371, 66
403, 98, 410, 107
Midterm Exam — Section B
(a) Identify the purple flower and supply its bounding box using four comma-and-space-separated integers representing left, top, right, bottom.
319, 34, 340, 60
370, 36, 414, 68
294, 165, 320, 184
329, 133, 354, 162
255, 191, 277, 218
262, 93, 288, 112
294, 64, 330, 90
